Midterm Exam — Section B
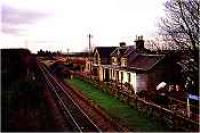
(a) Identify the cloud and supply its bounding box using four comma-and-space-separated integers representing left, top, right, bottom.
2, 23, 25, 35
1, 4, 48, 35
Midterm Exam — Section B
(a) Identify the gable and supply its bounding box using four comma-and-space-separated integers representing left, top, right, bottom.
95, 47, 117, 59
94, 49, 99, 58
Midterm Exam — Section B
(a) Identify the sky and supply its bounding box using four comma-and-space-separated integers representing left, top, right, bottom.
1, 0, 165, 53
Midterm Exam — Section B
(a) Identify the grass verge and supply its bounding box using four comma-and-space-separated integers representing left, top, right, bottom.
66, 77, 169, 131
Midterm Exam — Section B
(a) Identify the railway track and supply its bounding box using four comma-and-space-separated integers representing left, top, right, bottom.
38, 63, 101, 132
53, 73, 127, 131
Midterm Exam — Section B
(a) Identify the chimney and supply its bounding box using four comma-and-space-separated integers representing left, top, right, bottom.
119, 42, 126, 47
135, 35, 144, 50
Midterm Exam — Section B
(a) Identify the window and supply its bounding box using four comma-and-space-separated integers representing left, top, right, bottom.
124, 60, 127, 66
112, 58, 115, 64
121, 72, 123, 82
128, 73, 131, 83
112, 57, 119, 65
121, 58, 127, 66
116, 71, 119, 81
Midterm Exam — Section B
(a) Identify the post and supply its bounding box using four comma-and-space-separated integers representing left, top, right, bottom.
120, 72, 122, 90
88, 33, 92, 52
185, 81, 191, 118
186, 94, 191, 117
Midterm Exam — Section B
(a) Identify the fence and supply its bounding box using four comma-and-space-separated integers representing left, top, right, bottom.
71, 73, 199, 131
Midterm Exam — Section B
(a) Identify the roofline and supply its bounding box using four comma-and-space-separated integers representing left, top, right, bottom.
139, 54, 165, 57
128, 55, 165, 71
147, 55, 165, 70
110, 48, 119, 57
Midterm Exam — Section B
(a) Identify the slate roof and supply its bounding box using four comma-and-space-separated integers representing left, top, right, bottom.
93, 45, 165, 72
129, 54, 165, 71
94, 47, 117, 58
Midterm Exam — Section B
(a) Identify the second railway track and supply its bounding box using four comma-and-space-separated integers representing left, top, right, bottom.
39, 63, 101, 132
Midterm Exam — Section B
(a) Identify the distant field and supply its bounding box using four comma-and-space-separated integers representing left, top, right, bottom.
66, 77, 169, 132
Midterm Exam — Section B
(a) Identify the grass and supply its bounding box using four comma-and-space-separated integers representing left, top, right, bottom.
66, 77, 169, 131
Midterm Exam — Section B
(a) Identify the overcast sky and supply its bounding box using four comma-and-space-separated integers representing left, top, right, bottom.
1, 0, 165, 53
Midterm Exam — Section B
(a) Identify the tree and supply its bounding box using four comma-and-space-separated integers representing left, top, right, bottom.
159, 0, 199, 92
146, 36, 171, 51
160, 0, 199, 50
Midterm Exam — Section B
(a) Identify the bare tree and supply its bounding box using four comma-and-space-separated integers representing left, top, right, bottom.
160, 0, 199, 50
160, 0, 199, 90
146, 36, 174, 51
146, 38, 162, 51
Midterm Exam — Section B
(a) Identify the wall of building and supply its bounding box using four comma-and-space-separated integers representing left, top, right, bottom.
92, 67, 98, 76
147, 69, 166, 91
135, 71, 164, 93
136, 73, 148, 92
99, 66, 104, 81
112, 69, 115, 81
100, 66, 166, 94
102, 67, 164, 93
118, 70, 137, 93
108, 68, 112, 80
130, 73, 137, 93
84, 60, 90, 72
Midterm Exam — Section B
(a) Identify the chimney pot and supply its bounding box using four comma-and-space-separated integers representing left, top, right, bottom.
119, 42, 126, 47
135, 35, 144, 50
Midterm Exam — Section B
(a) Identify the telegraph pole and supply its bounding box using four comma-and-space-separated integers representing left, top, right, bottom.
88, 33, 93, 52
87, 33, 93, 77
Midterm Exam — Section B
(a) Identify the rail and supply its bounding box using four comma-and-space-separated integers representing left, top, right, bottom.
38, 63, 101, 132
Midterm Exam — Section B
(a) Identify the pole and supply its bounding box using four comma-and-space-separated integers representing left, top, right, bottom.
88, 33, 93, 52
88, 33, 93, 77
186, 93, 191, 117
